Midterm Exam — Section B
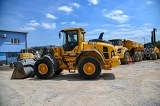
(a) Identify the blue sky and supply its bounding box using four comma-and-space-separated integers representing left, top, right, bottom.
0, 0, 160, 47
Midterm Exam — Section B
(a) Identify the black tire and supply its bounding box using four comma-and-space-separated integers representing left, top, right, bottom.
55, 69, 63, 74
134, 52, 139, 62
139, 52, 143, 61
157, 53, 160, 59
34, 58, 55, 79
78, 56, 101, 79
151, 52, 157, 60
121, 52, 130, 65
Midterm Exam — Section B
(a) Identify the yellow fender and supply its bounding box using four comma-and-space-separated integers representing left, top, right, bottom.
75, 49, 105, 65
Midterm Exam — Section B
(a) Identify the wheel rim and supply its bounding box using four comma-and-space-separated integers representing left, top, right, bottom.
83, 62, 96, 75
38, 63, 48, 74
126, 55, 130, 63
137, 55, 139, 60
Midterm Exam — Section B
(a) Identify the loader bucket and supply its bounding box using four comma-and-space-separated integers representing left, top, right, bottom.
11, 59, 36, 79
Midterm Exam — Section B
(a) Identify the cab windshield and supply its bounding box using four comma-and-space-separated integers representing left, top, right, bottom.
109, 40, 122, 46
20, 49, 33, 53
144, 43, 154, 48
61, 30, 78, 51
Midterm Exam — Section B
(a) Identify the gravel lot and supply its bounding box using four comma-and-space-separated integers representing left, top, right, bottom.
0, 60, 160, 106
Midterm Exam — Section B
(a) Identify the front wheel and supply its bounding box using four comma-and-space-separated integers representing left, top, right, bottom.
134, 52, 139, 62
34, 58, 55, 79
151, 52, 157, 60
121, 52, 130, 65
78, 56, 101, 79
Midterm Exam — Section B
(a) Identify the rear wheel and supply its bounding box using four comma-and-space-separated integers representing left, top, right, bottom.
151, 52, 157, 60
34, 58, 55, 79
134, 52, 139, 62
121, 52, 130, 65
138, 52, 143, 61
78, 56, 101, 79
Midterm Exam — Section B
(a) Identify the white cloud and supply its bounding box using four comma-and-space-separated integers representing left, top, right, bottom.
60, 21, 88, 26
26, 20, 40, 26
117, 24, 130, 27
71, 21, 76, 25
143, 23, 152, 26
102, 24, 113, 26
46, 13, 57, 19
108, 27, 153, 42
20, 26, 36, 31
70, 21, 89, 26
60, 22, 67, 25
71, 3, 80, 8
88, 0, 99, 5
103, 10, 129, 23
58, 6, 73, 13
20, 20, 39, 31
102, 24, 131, 28
41, 23, 56, 29
87, 29, 108, 34
86, 29, 108, 40
146, 1, 154, 4
77, 23, 89, 26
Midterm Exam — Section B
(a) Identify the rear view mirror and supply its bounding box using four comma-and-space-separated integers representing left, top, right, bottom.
59, 32, 61, 38
59, 30, 64, 38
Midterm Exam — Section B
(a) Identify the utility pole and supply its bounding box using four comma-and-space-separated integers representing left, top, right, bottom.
143, 38, 145, 44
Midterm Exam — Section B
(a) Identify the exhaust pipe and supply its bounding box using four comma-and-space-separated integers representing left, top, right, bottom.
11, 59, 35, 79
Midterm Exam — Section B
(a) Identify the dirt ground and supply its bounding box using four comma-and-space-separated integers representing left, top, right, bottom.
0, 60, 160, 106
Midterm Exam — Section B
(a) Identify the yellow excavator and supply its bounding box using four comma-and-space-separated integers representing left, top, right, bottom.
11, 28, 121, 79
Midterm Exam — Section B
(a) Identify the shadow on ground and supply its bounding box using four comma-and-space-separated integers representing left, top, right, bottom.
29, 73, 115, 81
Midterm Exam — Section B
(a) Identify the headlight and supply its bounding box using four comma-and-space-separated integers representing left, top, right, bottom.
111, 50, 115, 57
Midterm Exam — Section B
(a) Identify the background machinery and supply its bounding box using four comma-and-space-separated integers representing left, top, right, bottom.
109, 39, 144, 64
143, 28, 160, 60
12, 28, 121, 79
17, 48, 35, 60
109, 39, 130, 64
11, 48, 37, 79
123, 40, 144, 62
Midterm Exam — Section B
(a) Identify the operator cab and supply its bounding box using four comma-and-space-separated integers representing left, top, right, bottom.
109, 39, 123, 46
60, 30, 78, 51
144, 43, 154, 48
20, 48, 34, 53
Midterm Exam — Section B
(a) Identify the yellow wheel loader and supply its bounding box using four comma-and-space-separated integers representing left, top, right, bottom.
143, 43, 160, 60
143, 28, 160, 60
11, 28, 121, 79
